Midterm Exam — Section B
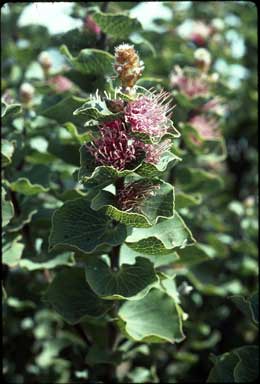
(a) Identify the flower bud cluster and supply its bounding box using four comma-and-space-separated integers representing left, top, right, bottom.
114, 44, 144, 90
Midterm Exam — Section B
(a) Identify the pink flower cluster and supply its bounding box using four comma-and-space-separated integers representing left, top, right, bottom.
86, 91, 174, 171
117, 180, 160, 212
125, 91, 174, 139
189, 115, 220, 143
48, 75, 73, 93
84, 15, 101, 36
170, 66, 209, 99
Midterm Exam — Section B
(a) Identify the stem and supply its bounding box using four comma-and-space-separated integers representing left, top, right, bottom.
10, 191, 35, 253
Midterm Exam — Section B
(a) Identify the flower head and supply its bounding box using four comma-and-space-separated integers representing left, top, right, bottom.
114, 44, 144, 89
125, 90, 174, 139
19, 82, 35, 104
189, 115, 220, 140
194, 48, 211, 72
117, 180, 160, 212
190, 21, 212, 45
170, 66, 209, 99
86, 119, 144, 171
48, 75, 73, 93
84, 15, 101, 36
38, 51, 52, 71
145, 140, 172, 164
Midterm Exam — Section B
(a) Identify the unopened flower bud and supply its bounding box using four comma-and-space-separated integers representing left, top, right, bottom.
211, 18, 225, 32
194, 48, 211, 72
114, 44, 144, 90
38, 51, 52, 73
19, 82, 35, 104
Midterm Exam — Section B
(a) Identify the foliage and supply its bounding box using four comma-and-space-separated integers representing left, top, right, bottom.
2, 2, 258, 383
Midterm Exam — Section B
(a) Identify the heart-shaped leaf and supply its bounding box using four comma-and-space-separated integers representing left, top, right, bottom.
126, 212, 196, 255
44, 267, 112, 324
49, 198, 127, 254
85, 257, 158, 300
91, 180, 175, 228
118, 287, 185, 343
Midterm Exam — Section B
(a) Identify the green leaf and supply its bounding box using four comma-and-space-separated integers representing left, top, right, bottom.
207, 346, 259, 383
44, 268, 112, 324
175, 191, 202, 209
49, 198, 127, 254
91, 180, 175, 228
229, 291, 259, 327
175, 243, 217, 267
136, 146, 182, 178
20, 252, 75, 271
38, 95, 87, 125
92, 11, 142, 38
176, 167, 224, 194
120, 243, 179, 268
1, 101, 22, 124
60, 44, 114, 75
118, 287, 185, 343
63, 122, 92, 144
73, 98, 123, 124
126, 212, 196, 255
2, 139, 15, 167
78, 145, 144, 192
48, 141, 80, 166
5, 178, 49, 195
2, 187, 14, 227
85, 257, 158, 300
3, 236, 24, 266
7, 200, 37, 232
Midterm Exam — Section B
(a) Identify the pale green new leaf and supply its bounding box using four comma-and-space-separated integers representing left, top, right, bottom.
126, 212, 196, 255
118, 287, 185, 343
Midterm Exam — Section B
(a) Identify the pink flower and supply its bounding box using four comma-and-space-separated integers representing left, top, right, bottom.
86, 119, 144, 171
201, 97, 227, 116
117, 180, 160, 212
190, 21, 212, 45
189, 115, 220, 140
84, 15, 101, 36
170, 66, 209, 99
125, 91, 174, 139
145, 140, 172, 164
48, 75, 73, 93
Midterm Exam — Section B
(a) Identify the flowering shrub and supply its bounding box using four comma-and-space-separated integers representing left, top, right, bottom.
2, 2, 258, 383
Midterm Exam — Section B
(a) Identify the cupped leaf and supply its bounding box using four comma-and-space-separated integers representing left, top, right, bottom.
60, 44, 114, 75
136, 146, 182, 178
38, 94, 87, 125
78, 145, 144, 191
229, 290, 259, 327
118, 287, 185, 343
2, 139, 15, 167
85, 256, 158, 300
180, 122, 227, 162
44, 268, 112, 324
175, 191, 202, 209
5, 178, 49, 195
3, 236, 24, 266
19, 252, 75, 271
126, 212, 196, 255
175, 243, 217, 267
73, 98, 123, 124
91, 180, 175, 228
49, 197, 127, 254
207, 346, 259, 383
92, 11, 142, 38
63, 122, 92, 144
120, 243, 179, 268
1, 101, 22, 124
176, 167, 224, 194
2, 187, 14, 227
